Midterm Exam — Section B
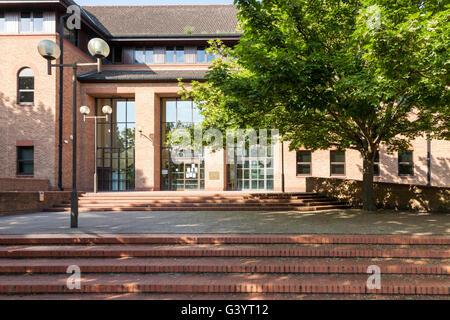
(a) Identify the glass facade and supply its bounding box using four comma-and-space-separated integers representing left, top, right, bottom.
161, 98, 205, 190
227, 138, 274, 191
96, 99, 135, 191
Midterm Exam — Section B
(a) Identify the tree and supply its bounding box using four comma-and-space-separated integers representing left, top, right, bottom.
179, 0, 449, 211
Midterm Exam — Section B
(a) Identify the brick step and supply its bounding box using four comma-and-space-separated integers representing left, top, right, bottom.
71, 197, 331, 205
55, 201, 344, 208
78, 194, 319, 200
0, 257, 447, 275
0, 234, 447, 245
46, 205, 351, 212
80, 192, 318, 198
0, 293, 447, 300
0, 273, 447, 295
0, 244, 447, 258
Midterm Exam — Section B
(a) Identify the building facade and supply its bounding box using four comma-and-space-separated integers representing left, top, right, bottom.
0, 0, 449, 193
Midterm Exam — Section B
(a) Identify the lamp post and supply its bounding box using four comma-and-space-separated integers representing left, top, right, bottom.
80, 105, 113, 193
38, 38, 110, 228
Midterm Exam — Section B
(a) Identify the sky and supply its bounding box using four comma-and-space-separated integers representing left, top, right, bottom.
76, 0, 235, 5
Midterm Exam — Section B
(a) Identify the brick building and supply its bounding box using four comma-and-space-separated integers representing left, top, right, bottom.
0, 0, 449, 193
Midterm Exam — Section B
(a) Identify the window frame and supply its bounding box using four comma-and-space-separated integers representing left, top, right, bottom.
0, 12, 5, 33
19, 11, 43, 34
296, 150, 312, 176
17, 67, 34, 105
16, 146, 34, 176
398, 151, 414, 176
330, 150, 346, 176
373, 150, 380, 176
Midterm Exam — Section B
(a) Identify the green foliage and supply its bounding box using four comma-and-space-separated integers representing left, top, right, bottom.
179, 0, 448, 156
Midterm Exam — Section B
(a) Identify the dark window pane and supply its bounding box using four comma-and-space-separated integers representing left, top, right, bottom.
331, 164, 345, 175
398, 151, 412, 163
113, 47, 122, 63
18, 162, 34, 175
19, 91, 33, 103
331, 151, 345, 163
297, 151, 311, 163
17, 147, 34, 175
374, 164, 380, 176
374, 150, 380, 162
19, 77, 34, 90
18, 147, 33, 160
297, 164, 311, 175
399, 164, 413, 175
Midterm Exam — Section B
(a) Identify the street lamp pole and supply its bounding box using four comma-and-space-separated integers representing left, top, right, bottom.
38, 38, 110, 228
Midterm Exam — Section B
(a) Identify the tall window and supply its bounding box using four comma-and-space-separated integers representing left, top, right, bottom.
20, 12, 43, 33
296, 150, 311, 175
96, 99, 135, 191
374, 150, 380, 176
17, 146, 34, 175
0, 12, 5, 33
166, 47, 175, 63
63, 16, 78, 46
330, 150, 345, 176
176, 46, 184, 63
18, 68, 34, 104
197, 46, 206, 63
398, 151, 414, 176
134, 48, 154, 64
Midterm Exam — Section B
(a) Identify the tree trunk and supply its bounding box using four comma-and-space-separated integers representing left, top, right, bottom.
362, 152, 377, 211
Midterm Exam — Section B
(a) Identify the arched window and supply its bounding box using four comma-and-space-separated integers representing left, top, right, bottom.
18, 68, 34, 104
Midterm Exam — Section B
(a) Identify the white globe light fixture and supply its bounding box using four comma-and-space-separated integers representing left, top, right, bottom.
102, 105, 112, 115
37, 40, 61, 61
88, 38, 110, 59
80, 106, 91, 115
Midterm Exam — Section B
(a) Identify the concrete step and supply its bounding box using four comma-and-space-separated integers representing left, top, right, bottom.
0, 244, 447, 259
0, 273, 447, 295
0, 257, 447, 275
0, 234, 447, 245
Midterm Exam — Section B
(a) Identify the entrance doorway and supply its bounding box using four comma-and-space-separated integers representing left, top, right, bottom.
96, 98, 135, 191
227, 143, 274, 191
160, 98, 205, 191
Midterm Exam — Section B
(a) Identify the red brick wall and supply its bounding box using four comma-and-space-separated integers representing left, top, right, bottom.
0, 178, 49, 191
0, 191, 73, 216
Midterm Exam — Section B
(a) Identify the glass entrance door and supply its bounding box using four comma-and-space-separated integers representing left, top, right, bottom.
160, 98, 205, 191
96, 98, 135, 192
227, 144, 274, 191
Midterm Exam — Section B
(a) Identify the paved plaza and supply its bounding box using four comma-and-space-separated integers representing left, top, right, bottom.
0, 209, 448, 235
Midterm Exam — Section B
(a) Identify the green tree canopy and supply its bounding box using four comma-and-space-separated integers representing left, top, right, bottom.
179, 0, 449, 210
